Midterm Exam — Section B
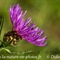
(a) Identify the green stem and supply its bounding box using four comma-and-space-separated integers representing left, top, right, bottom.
0, 14, 4, 39
0, 40, 4, 48
0, 40, 7, 48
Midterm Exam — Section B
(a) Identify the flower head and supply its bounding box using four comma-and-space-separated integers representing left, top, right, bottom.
9, 4, 47, 46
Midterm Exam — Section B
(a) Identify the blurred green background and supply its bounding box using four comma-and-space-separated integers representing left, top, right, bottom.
0, 0, 60, 60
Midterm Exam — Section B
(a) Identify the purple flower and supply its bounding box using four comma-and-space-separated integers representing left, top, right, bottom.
9, 4, 47, 46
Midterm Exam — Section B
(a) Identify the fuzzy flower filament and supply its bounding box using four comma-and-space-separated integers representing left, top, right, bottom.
9, 4, 47, 46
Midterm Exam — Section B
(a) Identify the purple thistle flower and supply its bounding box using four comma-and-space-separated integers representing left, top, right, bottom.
9, 4, 47, 46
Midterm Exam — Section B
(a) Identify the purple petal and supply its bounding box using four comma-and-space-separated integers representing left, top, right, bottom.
9, 4, 47, 46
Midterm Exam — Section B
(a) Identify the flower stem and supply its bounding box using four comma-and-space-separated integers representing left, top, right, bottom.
0, 40, 7, 48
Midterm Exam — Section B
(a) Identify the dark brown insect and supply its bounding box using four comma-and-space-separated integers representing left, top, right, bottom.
3, 31, 22, 46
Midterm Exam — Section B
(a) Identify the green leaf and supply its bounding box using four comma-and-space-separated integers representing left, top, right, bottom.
0, 14, 4, 36
0, 48, 11, 53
